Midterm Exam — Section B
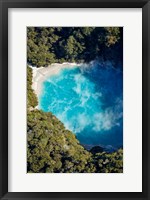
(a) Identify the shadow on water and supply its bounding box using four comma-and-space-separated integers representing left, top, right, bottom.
74, 61, 123, 149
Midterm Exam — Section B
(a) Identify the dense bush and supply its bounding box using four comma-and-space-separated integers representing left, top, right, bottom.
27, 110, 91, 173
27, 27, 123, 173
27, 27, 123, 67
27, 109, 123, 173
27, 66, 38, 108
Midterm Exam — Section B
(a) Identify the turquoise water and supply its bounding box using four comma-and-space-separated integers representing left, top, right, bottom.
39, 62, 123, 151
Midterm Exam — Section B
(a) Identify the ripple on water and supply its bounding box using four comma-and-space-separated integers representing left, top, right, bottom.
39, 62, 123, 150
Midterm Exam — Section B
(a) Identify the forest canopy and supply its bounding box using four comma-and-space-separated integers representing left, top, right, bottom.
27, 27, 123, 67
27, 27, 123, 173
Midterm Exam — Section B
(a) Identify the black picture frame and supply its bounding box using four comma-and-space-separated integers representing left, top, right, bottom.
0, 0, 150, 199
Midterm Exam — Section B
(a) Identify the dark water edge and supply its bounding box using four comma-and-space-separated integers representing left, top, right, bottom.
77, 61, 123, 151
82, 143, 123, 153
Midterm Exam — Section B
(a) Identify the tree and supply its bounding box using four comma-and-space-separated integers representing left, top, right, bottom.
27, 66, 38, 108
27, 27, 123, 66
104, 27, 120, 47
27, 110, 91, 173
27, 27, 123, 173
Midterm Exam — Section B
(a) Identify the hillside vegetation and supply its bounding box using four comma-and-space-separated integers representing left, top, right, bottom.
27, 27, 123, 67
27, 109, 123, 173
27, 27, 123, 173
27, 67, 38, 109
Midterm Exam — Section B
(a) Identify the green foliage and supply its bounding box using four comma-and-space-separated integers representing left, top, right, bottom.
27, 27, 123, 67
27, 27, 123, 173
27, 110, 91, 173
27, 27, 57, 67
27, 109, 123, 173
27, 66, 38, 108
91, 149, 123, 173
104, 27, 120, 47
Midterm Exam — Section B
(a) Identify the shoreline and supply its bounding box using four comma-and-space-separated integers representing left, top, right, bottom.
30, 62, 82, 98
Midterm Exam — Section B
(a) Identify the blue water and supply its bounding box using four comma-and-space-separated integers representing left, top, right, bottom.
39, 61, 123, 151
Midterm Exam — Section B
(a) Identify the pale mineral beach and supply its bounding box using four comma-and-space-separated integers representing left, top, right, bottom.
30, 63, 82, 97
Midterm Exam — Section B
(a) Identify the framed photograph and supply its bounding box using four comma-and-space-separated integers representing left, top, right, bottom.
0, 0, 150, 199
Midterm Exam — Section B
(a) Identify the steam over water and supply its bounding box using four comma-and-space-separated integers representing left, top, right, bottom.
39, 62, 123, 151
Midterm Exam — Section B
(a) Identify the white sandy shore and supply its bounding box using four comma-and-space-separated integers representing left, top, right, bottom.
30, 63, 82, 97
